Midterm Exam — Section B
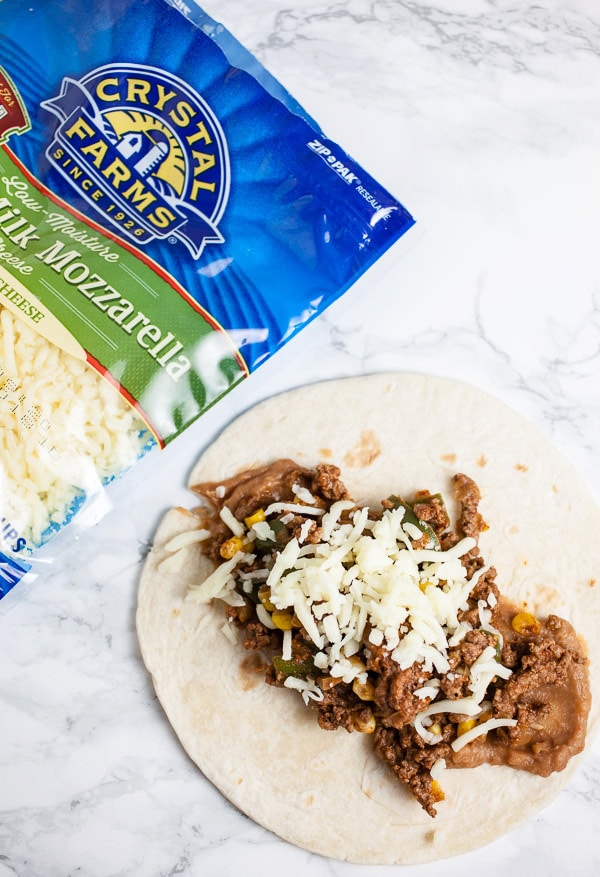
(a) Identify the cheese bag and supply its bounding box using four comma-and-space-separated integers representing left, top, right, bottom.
0, 0, 414, 604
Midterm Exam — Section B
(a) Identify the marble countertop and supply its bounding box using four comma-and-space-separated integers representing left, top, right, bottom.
1, 0, 600, 874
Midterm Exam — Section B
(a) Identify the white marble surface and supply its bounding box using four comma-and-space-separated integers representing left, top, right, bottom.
1, 0, 600, 874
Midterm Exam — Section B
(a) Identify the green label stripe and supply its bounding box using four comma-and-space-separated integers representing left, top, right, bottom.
0, 147, 248, 445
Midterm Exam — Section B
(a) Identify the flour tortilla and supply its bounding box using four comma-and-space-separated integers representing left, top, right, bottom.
136, 372, 600, 865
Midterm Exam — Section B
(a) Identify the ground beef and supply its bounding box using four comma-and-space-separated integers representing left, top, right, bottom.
242, 621, 280, 652
493, 631, 572, 717
412, 493, 450, 537
471, 566, 500, 601
374, 663, 432, 728
364, 635, 394, 674
453, 472, 486, 539
500, 639, 524, 669
373, 725, 450, 817
438, 631, 496, 699
292, 517, 322, 544
439, 668, 470, 699
310, 464, 349, 501
312, 682, 371, 732
454, 629, 496, 666
460, 548, 486, 581
458, 566, 500, 625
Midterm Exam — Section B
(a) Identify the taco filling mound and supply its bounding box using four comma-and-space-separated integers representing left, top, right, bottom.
174, 459, 590, 817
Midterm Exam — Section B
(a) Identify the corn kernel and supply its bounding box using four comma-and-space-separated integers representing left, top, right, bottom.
352, 678, 375, 701
244, 508, 266, 528
511, 611, 541, 637
457, 718, 477, 737
271, 609, 293, 630
429, 722, 443, 736
352, 712, 376, 734
348, 655, 367, 672
419, 580, 434, 593
236, 598, 254, 624
219, 536, 244, 559
257, 585, 275, 612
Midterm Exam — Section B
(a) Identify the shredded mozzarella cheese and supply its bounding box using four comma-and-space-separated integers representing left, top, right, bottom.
219, 505, 245, 537
251, 520, 276, 541
0, 304, 150, 548
430, 757, 446, 781
451, 717, 518, 751
282, 628, 292, 661
187, 550, 247, 603
264, 502, 325, 517
283, 676, 324, 704
185, 491, 513, 730
292, 482, 316, 504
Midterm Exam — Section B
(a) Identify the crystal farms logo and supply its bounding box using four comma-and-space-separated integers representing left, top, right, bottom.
42, 63, 230, 258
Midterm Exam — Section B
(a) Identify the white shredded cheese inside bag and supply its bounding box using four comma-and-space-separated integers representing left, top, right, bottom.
0, 305, 151, 550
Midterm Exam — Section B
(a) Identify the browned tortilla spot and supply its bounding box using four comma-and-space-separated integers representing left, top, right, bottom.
343, 430, 382, 468
239, 653, 269, 691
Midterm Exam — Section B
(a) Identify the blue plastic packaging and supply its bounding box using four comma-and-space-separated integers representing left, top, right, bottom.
0, 0, 414, 602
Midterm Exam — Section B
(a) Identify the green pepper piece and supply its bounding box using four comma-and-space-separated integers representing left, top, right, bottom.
254, 538, 275, 552
387, 495, 440, 549
254, 517, 287, 552
272, 655, 315, 678
490, 632, 503, 661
